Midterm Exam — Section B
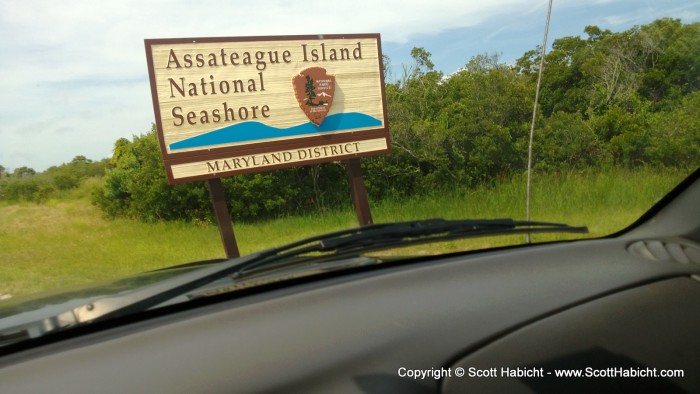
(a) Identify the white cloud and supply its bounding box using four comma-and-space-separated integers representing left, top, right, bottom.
601, 2, 700, 27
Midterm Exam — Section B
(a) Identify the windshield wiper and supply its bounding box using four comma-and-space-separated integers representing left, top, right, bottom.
231, 218, 587, 277
0, 219, 586, 344
73, 219, 585, 320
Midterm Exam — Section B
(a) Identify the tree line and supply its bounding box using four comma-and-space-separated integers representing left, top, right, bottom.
2, 19, 698, 222
0, 157, 109, 202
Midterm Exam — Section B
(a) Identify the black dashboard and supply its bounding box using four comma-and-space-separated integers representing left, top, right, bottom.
1, 170, 699, 393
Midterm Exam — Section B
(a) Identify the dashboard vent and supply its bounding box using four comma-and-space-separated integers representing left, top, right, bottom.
628, 240, 700, 265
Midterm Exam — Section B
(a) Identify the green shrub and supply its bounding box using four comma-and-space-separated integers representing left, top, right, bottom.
535, 112, 611, 171
92, 127, 355, 223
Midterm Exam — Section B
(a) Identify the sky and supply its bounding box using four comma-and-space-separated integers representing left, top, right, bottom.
1, 0, 698, 172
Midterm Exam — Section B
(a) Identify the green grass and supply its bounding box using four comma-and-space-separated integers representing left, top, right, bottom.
367, 166, 690, 253
0, 167, 691, 298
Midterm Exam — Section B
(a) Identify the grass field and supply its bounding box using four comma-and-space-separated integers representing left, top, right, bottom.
0, 167, 692, 298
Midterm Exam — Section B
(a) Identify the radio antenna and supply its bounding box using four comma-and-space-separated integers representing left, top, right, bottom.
526, 0, 554, 243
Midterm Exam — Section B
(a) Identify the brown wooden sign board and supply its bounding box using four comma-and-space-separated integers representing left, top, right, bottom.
145, 34, 390, 184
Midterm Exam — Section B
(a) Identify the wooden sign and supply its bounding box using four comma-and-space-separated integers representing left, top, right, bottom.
145, 34, 390, 184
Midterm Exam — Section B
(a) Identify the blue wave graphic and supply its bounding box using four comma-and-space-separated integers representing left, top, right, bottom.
170, 112, 382, 151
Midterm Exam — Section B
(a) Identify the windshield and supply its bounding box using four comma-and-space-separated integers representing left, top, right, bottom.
1, 1, 698, 304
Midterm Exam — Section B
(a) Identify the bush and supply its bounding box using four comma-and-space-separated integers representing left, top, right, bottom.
535, 112, 611, 171
92, 127, 354, 223
644, 92, 700, 167
0, 156, 108, 203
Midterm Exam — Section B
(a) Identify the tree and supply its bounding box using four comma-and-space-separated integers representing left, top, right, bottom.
537, 35, 591, 115
644, 91, 700, 166
382, 54, 392, 81
70, 155, 92, 165
13, 166, 36, 178
93, 126, 210, 221
304, 75, 316, 105
53, 174, 79, 190
637, 19, 700, 108
410, 47, 434, 75
535, 112, 610, 171
463, 53, 504, 74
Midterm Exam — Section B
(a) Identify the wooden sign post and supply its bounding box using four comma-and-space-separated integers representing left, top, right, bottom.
207, 178, 239, 258
145, 34, 389, 255
346, 158, 373, 226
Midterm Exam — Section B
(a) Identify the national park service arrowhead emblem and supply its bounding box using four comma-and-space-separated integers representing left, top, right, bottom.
292, 67, 335, 126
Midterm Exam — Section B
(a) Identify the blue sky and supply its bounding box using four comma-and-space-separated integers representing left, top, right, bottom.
1, 0, 698, 171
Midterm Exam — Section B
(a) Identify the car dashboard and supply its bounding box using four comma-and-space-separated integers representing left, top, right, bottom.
1, 171, 699, 393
